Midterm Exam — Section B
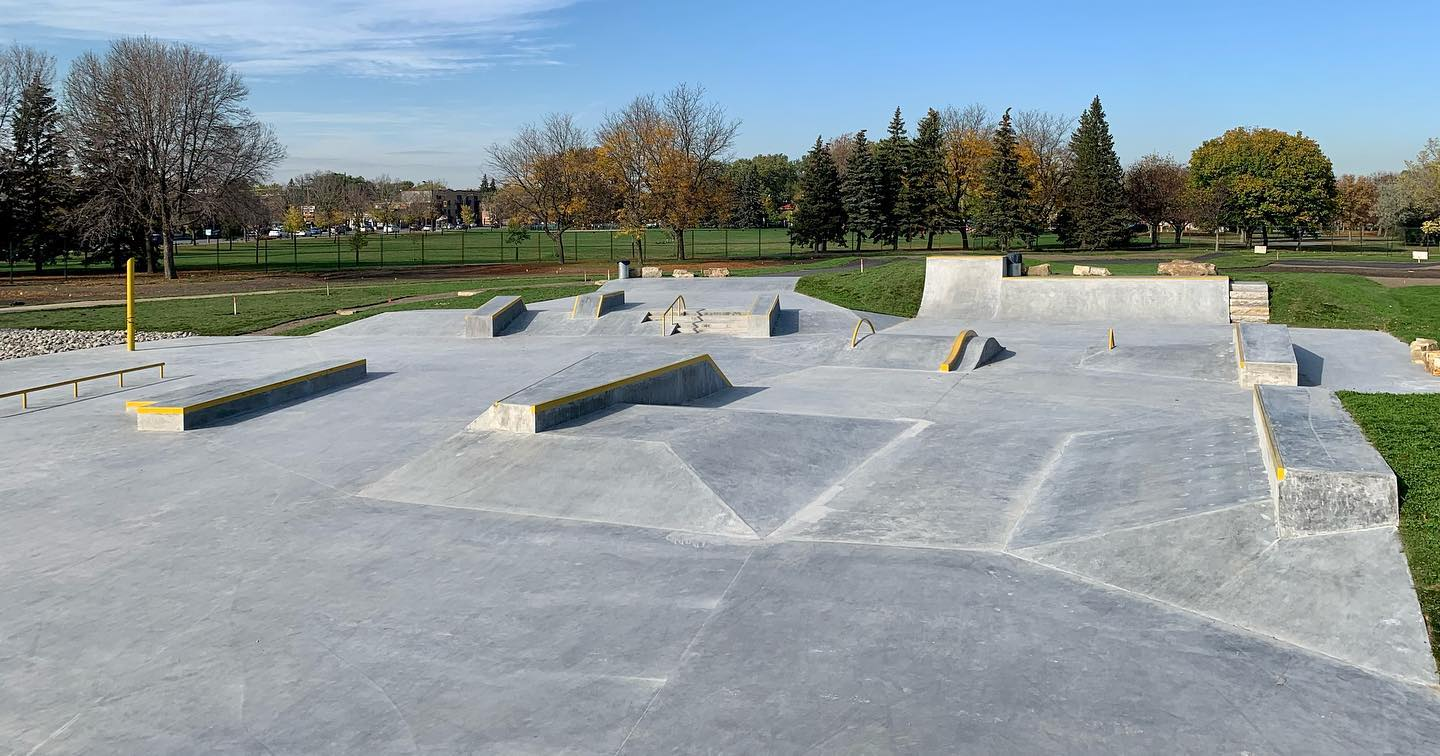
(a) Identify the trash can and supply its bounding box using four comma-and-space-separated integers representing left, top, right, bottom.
617, 260, 631, 279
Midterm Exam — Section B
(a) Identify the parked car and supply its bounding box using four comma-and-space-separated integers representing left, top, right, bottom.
268, 228, 283, 238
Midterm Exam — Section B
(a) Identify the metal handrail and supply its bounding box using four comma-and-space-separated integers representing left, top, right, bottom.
2, 362, 165, 410
659, 295, 686, 336
850, 317, 875, 348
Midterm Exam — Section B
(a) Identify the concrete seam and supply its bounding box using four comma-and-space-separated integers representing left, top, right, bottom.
1004, 550, 1438, 689
1001, 432, 1077, 550
656, 441, 760, 538
614, 550, 756, 755
1009, 498, 1270, 553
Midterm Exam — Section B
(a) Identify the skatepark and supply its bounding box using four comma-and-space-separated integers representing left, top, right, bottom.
3, 256, 1439, 753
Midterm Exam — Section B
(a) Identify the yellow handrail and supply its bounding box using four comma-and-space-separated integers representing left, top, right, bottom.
660, 295, 686, 336
850, 317, 875, 348
2, 362, 166, 410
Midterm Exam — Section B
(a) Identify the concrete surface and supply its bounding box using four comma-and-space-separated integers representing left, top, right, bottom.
463, 294, 525, 338
1256, 385, 1400, 536
2, 275, 1438, 754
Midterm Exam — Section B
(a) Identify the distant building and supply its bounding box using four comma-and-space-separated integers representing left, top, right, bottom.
399, 189, 494, 226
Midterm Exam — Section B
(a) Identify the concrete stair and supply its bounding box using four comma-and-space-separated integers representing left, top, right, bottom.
1230, 281, 1270, 323
645, 308, 751, 336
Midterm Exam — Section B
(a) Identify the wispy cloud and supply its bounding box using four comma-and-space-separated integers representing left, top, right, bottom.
0, 0, 579, 77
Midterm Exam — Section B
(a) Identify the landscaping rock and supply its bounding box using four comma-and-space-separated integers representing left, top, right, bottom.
641, 266, 662, 278
704, 268, 730, 278
1426, 351, 1440, 376
0, 329, 196, 361
1410, 338, 1438, 364
1026, 264, 1052, 276
671, 269, 694, 278
1072, 265, 1112, 277
1158, 260, 1217, 276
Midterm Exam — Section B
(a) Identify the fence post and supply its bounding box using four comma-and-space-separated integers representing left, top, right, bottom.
421, 232, 426, 264
460, 229, 466, 264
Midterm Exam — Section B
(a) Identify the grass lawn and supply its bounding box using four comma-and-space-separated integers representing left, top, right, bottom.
1338, 392, 1440, 668
794, 260, 925, 317
277, 284, 596, 336
0, 275, 587, 336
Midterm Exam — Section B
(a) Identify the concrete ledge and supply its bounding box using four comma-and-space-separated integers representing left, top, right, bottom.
745, 294, 780, 338
1253, 385, 1398, 537
481, 353, 731, 433
133, 359, 367, 432
937, 329, 1002, 372
464, 295, 526, 338
571, 290, 624, 319
1234, 323, 1298, 387
996, 276, 1232, 323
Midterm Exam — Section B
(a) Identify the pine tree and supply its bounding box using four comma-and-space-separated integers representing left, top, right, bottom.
840, 130, 883, 250
731, 162, 766, 228
873, 107, 909, 249
975, 109, 1035, 251
903, 108, 947, 249
6, 80, 69, 271
1065, 96, 1132, 250
789, 137, 847, 252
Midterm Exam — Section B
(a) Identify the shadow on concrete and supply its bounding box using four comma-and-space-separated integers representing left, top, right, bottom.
0, 375, 186, 419
1295, 346, 1324, 386
498, 310, 541, 336
774, 310, 801, 336
198, 370, 396, 429
986, 348, 1017, 366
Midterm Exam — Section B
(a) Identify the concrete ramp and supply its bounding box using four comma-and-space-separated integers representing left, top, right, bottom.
570, 289, 624, 319
917, 256, 1006, 319
464, 295, 525, 338
938, 329, 1002, 372
475, 352, 731, 433
1253, 385, 1398, 536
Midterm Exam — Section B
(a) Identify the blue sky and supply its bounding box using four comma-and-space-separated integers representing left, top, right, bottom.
3, 0, 1436, 184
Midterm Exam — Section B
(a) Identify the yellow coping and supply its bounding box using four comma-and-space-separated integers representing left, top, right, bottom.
1233, 323, 1247, 369
525, 354, 731, 415
125, 400, 157, 410
488, 295, 523, 317
570, 295, 580, 317
938, 329, 976, 372
926, 254, 1007, 260
134, 359, 366, 416
596, 290, 622, 317
1002, 275, 1231, 282
1253, 386, 1287, 482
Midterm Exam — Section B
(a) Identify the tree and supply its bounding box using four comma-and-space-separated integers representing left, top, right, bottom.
66, 38, 282, 278
903, 108, 948, 248
1014, 109, 1073, 245
728, 161, 766, 228
826, 132, 857, 177
458, 204, 475, 228
872, 107, 909, 249
841, 130, 883, 250
4, 79, 69, 271
789, 137, 847, 252
504, 219, 530, 260
1189, 126, 1337, 246
348, 228, 369, 265
1124, 154, 1188, 248
0, 44, 54, 148
974, 109, 1035, 251
1065, 96, 1131, 251
939, 104, 992, 250
282, 206, 305, 234
487, 113, 609, 263
598, 83, 738, 260
1186, 181, 1232, 253
1334, 174, 1379, 240
1376, 140, 1440, 239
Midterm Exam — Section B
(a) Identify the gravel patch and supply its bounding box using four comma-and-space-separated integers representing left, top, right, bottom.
0, 329, 197, 361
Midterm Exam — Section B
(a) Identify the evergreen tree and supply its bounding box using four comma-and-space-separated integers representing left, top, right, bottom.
6, 80, 69, 271
1065, 96, 1132, 250
840, 130, 883, 250
975, 109, 1036, 251
789, 136, 847, 252
731, 162, 767, 228
903, 108, 947, 248
872, 107, 909, 249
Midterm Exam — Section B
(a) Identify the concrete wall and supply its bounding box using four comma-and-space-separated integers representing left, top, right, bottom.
917, 257, 1006, 319
995, 278, 1231, 324
464, 295, 525, 338
744, 294, 780, 338
1253, 385, 1398, 536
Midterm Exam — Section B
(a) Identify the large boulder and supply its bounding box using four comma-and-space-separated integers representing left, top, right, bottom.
1072, 265, 1112, 277
1426, 351, 1440, 376
704, 267, 731, 278
1026, 263, 1052, 276
1158, 259, 1217, 276
1410, 338, 1438, 364
641, 266, 663, 278
671, 269, 695, 279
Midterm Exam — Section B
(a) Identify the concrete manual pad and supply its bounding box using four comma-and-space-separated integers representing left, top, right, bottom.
4, 275, 1439, 753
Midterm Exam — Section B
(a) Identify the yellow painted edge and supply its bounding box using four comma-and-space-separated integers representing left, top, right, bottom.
1253, 386, 1286, 482
125, 399, 157, 410
570, 295, 581, 317
525, 354, 731, 414
490, 296, 523, 318
1233, 323, 1247, 370
135, 359, 366, 416
1002, 275, 1231, 282
938, 329, 976, 372
927, 254, 1008, 260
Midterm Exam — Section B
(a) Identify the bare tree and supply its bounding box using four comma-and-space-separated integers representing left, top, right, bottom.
827, 132, 857, 177
598, 83, 738, 260
65, 37, 283, 278
1013, 109, 1073, 240
1124, 154, 1188, 247
0, 44, 55, 146
486, 112, 609, 263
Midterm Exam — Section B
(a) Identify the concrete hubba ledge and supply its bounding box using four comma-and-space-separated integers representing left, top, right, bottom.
1233, 323, 1298, 387
464, 295, 525, 338
477, 353, 732, 433
917, 256, 1232, 323
745, 294, 781, 338
1252, 385, 1398, 537
130, 359, 367, 432
570, 289, 624, 319
937, 328, 1003, 373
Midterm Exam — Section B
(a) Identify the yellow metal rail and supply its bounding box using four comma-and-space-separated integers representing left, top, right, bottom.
2, 362, 165, 410
659, 295, 687, 336
850, 317, 876, 348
